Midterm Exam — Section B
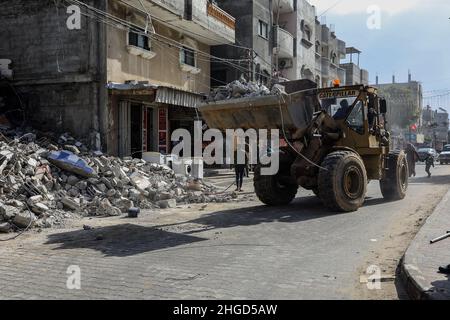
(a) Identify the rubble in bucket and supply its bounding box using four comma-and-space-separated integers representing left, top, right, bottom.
0, 129, 236, 233
208, 75, 272, 101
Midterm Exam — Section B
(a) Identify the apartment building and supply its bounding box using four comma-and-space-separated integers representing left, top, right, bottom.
0, 0, 235, 157
340, 47, 369, 86
211, 0, 274, 85
211, 0, 364, 89
421, 106, 449, 149
375, 76, 423, 131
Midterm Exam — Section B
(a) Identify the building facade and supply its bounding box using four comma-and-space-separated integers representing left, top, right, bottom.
421, 106, 449, 150
210, 0, 274, 85
340, 47, 369, 86
0, 0, 235, 157
211, 0, 367, 89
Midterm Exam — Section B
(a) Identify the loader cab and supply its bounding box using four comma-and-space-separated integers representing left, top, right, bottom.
317, 86, 389, 179
317, 86, 386, 139
317, 86, 365, 134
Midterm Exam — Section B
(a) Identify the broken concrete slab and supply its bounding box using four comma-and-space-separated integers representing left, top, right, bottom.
0, 222, 12, 233
157, 199, 177, 209
61, 197, 81, 211
12, 211, 36, 228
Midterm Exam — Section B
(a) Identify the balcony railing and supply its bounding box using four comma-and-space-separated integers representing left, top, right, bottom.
207, 2, 235, 30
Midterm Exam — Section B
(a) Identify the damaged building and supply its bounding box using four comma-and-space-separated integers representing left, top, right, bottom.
0, 0, 236, 157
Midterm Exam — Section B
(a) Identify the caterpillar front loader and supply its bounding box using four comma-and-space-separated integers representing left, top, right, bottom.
199, 80, 408, 212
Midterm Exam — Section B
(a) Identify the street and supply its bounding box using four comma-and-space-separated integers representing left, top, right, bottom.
0, 164, 449, 300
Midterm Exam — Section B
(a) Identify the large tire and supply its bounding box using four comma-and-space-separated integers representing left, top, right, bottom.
380, 150, 408, 201
253, 164, 298, 206
318, 151, 368, 212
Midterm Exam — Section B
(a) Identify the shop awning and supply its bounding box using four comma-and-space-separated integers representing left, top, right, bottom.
155, 87, 205, 109
107, 82, 205, 108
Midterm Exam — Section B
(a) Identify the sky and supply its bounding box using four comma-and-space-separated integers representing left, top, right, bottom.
308, 0, 450, 112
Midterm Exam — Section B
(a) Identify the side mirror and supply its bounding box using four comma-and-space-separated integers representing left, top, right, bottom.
380, 99, 387, 114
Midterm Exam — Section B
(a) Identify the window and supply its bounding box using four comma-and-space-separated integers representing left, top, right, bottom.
331, 52, 337, 64
181, 46, 196, 67
258, 20, 268, 39
346, 101, 365, 134
128, 31, 150, 51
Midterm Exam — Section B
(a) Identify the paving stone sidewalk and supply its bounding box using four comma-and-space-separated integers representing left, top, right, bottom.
401, 188, 450, 299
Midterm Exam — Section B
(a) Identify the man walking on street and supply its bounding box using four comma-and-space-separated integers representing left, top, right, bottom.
234, 146, 248, 192
425, 153, 435, 178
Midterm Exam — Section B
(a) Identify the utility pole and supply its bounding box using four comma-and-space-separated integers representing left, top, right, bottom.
248, 48, 254, 81
269, 0, 274, 85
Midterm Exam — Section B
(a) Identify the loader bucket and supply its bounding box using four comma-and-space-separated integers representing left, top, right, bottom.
199, 81, 318, 132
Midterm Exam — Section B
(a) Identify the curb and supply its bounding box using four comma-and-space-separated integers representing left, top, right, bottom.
399, 188, 450, 300
399, 255, 449, 300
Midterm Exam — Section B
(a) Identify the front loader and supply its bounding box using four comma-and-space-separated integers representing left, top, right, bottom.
199, 80, 408, 212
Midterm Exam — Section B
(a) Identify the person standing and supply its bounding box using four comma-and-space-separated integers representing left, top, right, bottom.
425, 153, 435, 178
234, 146, 248, 192
406, 143, 420, 177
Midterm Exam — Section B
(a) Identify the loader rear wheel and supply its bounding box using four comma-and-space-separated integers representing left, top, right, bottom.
380, 150, 408, 201
318, 151, 367, 212
253, 165, 298, 206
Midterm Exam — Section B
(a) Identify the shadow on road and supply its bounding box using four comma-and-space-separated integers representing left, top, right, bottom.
159, 195, 338, 233
429, 273, 450, 299
45, 224, 207, 257
44, 192, 398, 256
44, 196, 336, 256
409, 174, 450, 185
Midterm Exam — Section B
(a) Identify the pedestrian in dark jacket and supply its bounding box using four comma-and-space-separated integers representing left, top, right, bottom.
425, 153, 435, 178
234, 148, 248, 192
406, 143, 420, 177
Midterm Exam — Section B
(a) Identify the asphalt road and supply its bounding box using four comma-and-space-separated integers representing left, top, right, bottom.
0, 164, 449, 299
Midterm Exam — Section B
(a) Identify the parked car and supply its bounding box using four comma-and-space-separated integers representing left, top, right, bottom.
417, 148, 439, 162
438, 144, 450, 164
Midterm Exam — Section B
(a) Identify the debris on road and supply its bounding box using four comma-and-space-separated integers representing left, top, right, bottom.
429, 231, 450, 244
0, 128, 237, 233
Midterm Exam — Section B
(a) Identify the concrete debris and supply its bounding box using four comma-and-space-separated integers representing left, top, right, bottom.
0, 128, 238, 233
208, 77, 271, 101
12, 211, 36, 228
0, 222, 12, 233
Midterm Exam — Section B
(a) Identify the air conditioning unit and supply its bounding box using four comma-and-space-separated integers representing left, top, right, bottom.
279, 58, 293, 69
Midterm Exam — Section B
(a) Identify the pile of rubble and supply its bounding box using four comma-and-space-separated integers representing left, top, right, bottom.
0, 131, 235, 233
208, 75, 274, 101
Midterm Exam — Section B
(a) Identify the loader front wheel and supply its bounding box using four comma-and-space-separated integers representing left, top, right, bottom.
318, 151, 367, 212
253, 165, 298, 206
380, 150, 408, 201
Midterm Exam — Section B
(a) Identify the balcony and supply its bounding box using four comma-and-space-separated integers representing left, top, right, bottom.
190, 0, 235, 44
273, 0, 295, 13
121, 0, 235, 45
274, 26, 294, 58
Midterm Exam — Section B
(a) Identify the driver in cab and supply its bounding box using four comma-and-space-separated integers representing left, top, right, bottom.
333, 99, 350, 120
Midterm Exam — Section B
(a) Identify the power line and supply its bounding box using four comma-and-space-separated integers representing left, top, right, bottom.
317, 0, 343, 18
63, 0, 273, 80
